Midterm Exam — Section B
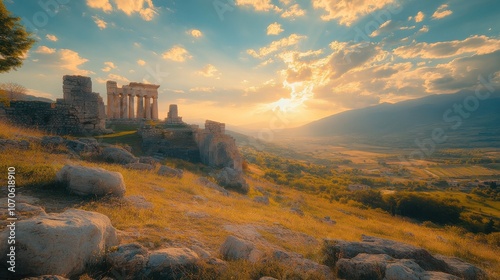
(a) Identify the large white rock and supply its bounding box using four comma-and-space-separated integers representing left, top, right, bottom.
144, 248, 199, 278
219, 235, 262, 262
0, 209, 118, 278
56, 164, 126, 197
101, 146, 138, 165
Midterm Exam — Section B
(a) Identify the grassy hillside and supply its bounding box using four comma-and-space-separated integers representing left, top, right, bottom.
1, 120, 499, 279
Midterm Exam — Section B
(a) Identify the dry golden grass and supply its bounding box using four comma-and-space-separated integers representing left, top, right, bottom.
1, 120, 499, 279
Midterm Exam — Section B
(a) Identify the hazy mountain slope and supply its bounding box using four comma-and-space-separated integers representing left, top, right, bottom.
296, 89, 500, 147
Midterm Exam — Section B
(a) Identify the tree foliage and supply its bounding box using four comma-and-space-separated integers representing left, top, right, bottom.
0, 2, 35, 72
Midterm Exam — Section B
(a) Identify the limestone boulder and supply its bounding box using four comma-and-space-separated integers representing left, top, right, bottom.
56, 164, 126, 197
143, 248, 200, 279
106, 243, 149, 279
197, 177, 229, 196
125, 162, 155, 171
219, 236, 262, 262
65, 138, 100, 154
101, 146, 138, 165
435, 255, 486, 280
157, 165, 183, 178
270, 249, 333, 279
0, 209, 118, 278
139, 156, 159, 166
216, 167, 249, 193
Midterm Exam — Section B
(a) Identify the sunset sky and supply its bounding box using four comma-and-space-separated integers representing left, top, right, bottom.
1, 0, 499, 128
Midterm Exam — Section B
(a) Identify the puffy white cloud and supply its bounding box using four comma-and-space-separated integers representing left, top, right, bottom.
86, 0, 112, 13
267, 22, 283, 35
235, 0, 281, 12
92, 15, 107, 29
162, 46, 192, 62
196, 64, 220, 78
189, 29, 203, 38
394, 35, 500, 59
86, 0, 157, 21
102, 61, 116, 72
281, 4, 305, 18
432, 4, 452, 20
58, 49, 94, 75
415, 11, 425, 22
35, 46, 56, 54
137, 59, 146, 66
46, 34, 58, 42
247, 34, 306, 58
312, 0, 399, 26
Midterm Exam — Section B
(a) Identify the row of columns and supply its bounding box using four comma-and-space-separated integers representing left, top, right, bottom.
107, 93, 158, 120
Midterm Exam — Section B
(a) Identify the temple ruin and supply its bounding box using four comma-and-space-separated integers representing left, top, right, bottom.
106, 81, 160, 120
166, 104, 183, 124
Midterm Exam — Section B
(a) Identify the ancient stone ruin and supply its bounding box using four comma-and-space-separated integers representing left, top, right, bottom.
106, 81, 160, 120
0, 75, 107, 135
166, 104, 183, 124
139, 117, 243, 171
196, 120, 243, 171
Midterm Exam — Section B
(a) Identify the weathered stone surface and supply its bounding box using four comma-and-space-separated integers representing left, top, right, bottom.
144, 248, 199, 278
139, 156, 159, 166
270, 249, 333, 279
253, 196, 270, 205
220, 236, 262, 262
125, 195, 153, 209
41, 136, 65, 147
56, 164, 126, 197
0, 138, 30, 150
216, 167, 249, 193
106, 243, 149, 279
0, 209, 118, 278
101, 146, 138, 164
125, 162, 155, 171
196, 120, 243, 171
197, 177, 229, 196
22, 276, 70, 280
157, 165, 183, 178
323, 235, 485, 280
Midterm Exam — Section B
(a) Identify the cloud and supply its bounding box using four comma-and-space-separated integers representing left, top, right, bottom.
86, 0, 157, 21
58, 49, 94, 75
196, 64, 220, 78
415, 11, 425, 22
267, 22, 283, 35
189, 87, 215, 93
312, 0, 398, 26
247, 33, 306, 58
46, 34, 58, 42
95, 73, 130, 84
162, 45, 192, 62
35, 46, 56, 54
92, 15, 107, 29
432, 4, 452, 20
235, 0, 281, 12
102, 61, 116, 72
137, 59, 146, 66
86, 0, 112, 13
394, 35, 500, 59
189, 29, 203, 38
281, 4, 305, 18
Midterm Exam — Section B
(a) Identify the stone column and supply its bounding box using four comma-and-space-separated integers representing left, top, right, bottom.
137, 95, 144, 119
122, 94, 128, 119
145, 96, 151, 120
128, 94, 135, 119
107, 94, 112, 118
152, 96, 158, 120
113, 94, 120, 119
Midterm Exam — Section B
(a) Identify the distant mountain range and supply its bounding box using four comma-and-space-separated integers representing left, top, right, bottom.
2, 91, 54, 103
294, 89, 500, 148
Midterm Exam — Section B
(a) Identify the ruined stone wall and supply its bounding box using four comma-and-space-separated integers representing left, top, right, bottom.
139, 126, 200, 162
1, 101, 84, 135
0, 75, 108, 136
195, 120, 242, 171
62, 75, 106, 132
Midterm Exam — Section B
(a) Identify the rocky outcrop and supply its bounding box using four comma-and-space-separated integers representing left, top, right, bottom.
216, 167, 249, 193
56, 164, 126, 197
143, 248, 200, 279
0, 209, 118, 278
101, 146, 138, 164
197, 177, 229, 196
323, 235, 486, 280
196, 120, 243, 171
106, 243, 149, 280
219, 236, 263, 262
157, 165, 183, 178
